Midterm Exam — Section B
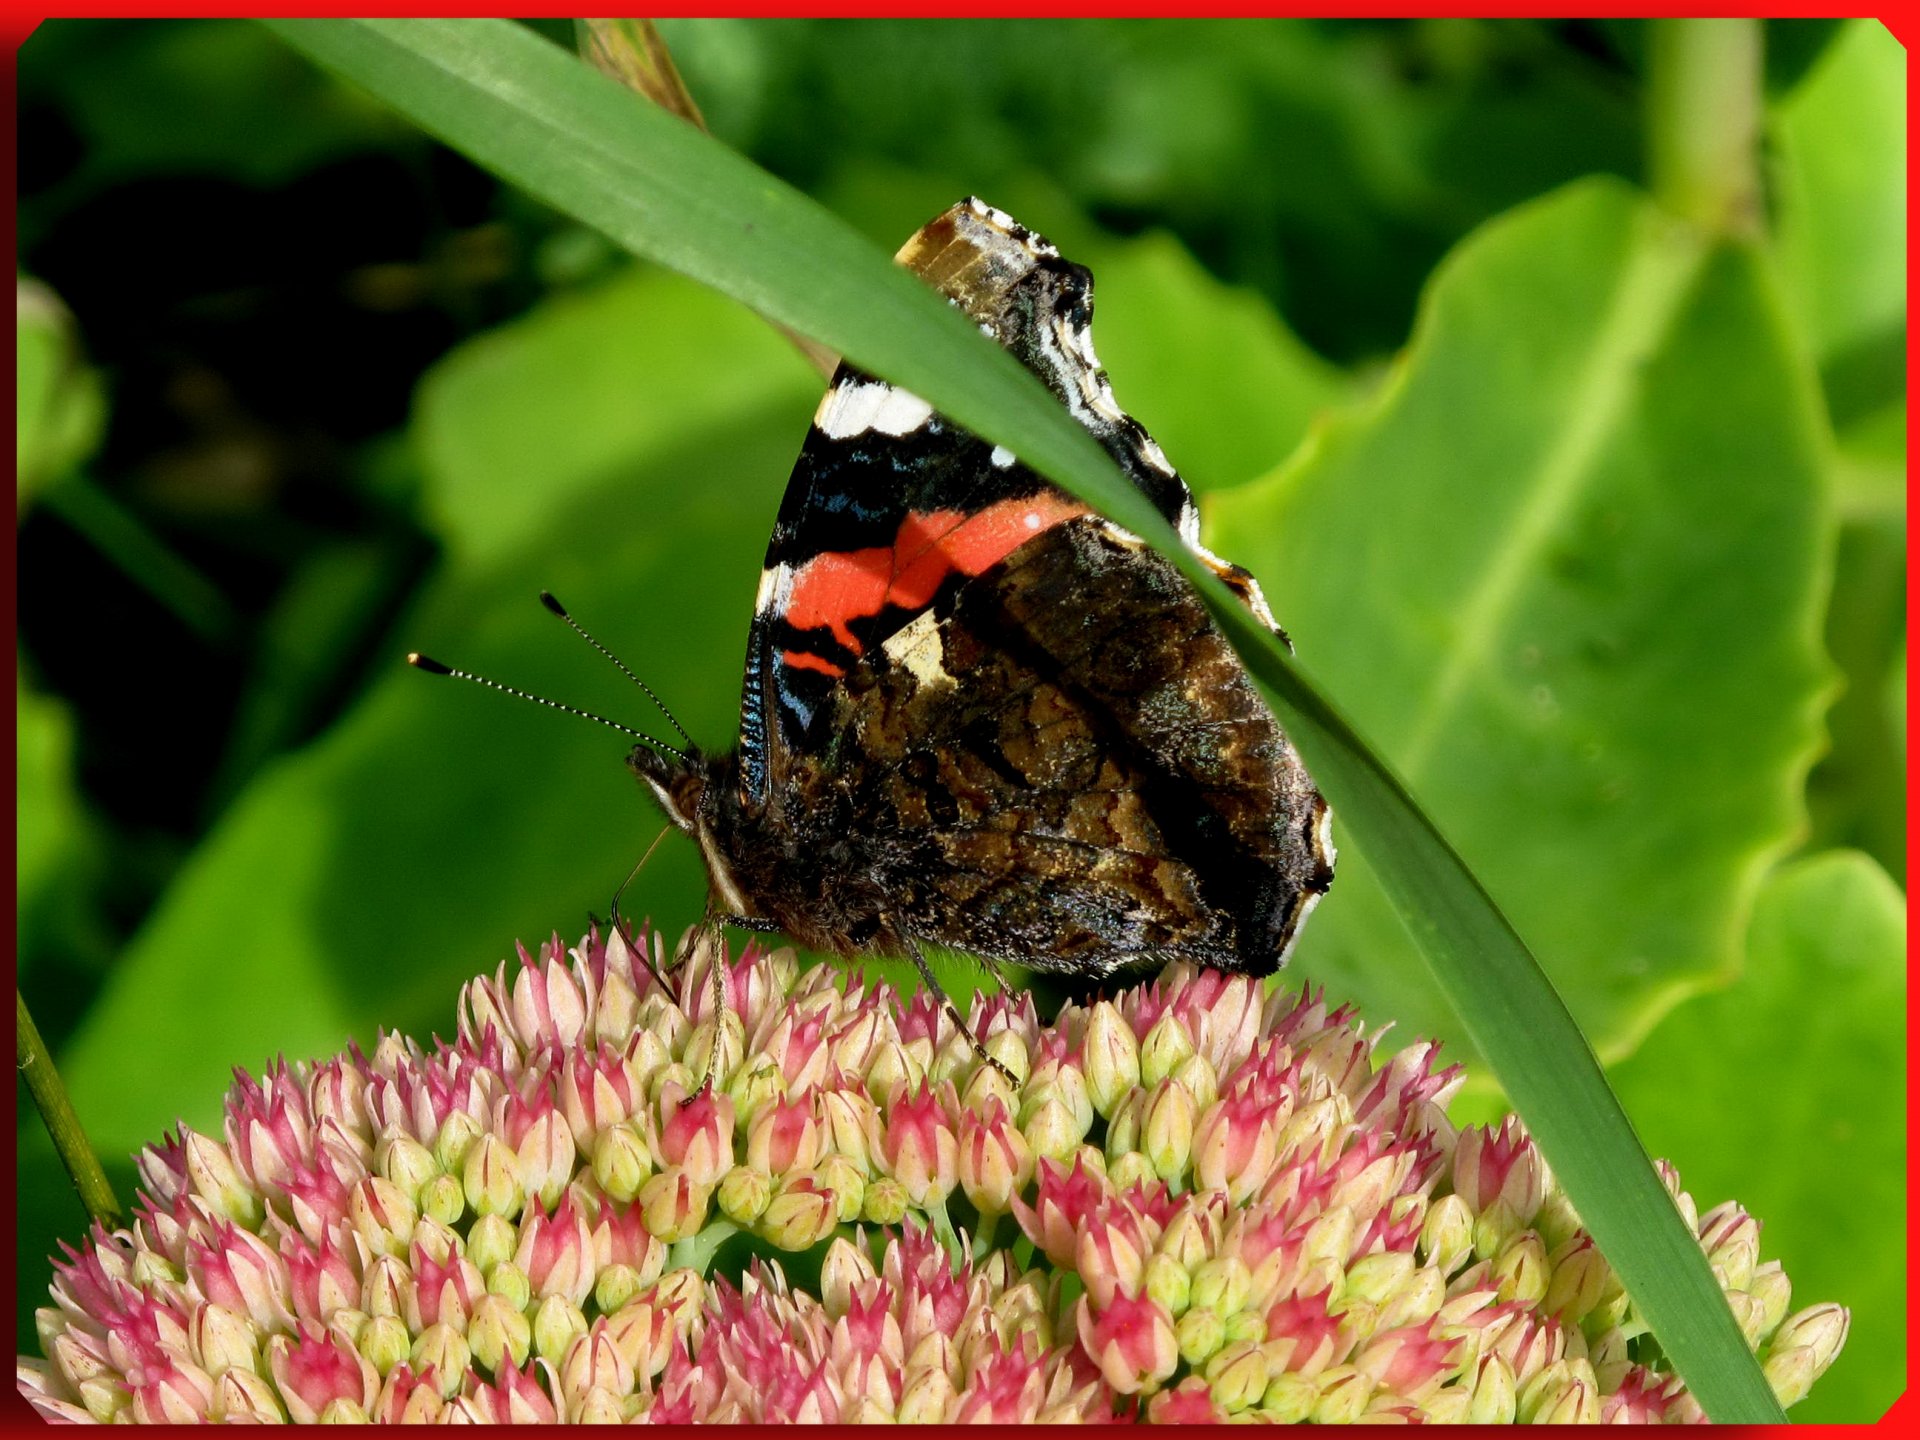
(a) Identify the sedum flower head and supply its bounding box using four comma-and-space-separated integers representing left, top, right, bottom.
19, 926, 1845, 1422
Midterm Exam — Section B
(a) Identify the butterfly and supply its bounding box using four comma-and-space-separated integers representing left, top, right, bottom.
623, 198, 1334, 1061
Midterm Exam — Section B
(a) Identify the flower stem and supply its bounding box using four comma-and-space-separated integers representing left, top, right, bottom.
1646, 18, 1765, 237
17, 989, 122, 1229
669, 1217, 740, 1276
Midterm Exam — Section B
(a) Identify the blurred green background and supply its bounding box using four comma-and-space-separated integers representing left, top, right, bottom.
14, 18, 1904, 1419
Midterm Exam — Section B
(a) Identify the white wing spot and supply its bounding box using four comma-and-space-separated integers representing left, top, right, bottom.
813, 380, 934, 440
990, 445, 1016, 469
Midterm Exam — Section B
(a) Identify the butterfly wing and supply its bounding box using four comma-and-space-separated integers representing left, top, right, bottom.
729, 198, 1331, 975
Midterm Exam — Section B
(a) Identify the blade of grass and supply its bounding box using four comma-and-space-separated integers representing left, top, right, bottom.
264, 17, 1784, 1421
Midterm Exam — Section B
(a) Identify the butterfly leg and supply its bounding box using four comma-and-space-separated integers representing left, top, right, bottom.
901, 935, 1015, 1084
608, 892, 676, 996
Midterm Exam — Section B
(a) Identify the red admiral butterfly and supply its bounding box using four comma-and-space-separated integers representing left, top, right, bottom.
416, 199, 1334, 1066
626, 199, 1334, 1042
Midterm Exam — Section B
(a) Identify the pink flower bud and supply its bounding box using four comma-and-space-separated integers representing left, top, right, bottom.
369, 1363, 444, 1423
281, 1230, 358, 1325
747, 1094, 822, 1177
1193, 1091, 1280, 1202
514, 1193, 599, 1306
880, 1081, 959, 1206
1452, 1118, 1549, 1224
657, 1084, 737, 1187
265, 1321, 377, 1423
405, 1242, 484, 1331
1075, 1289, 1177, 1394
958, 1098, 1034, 1215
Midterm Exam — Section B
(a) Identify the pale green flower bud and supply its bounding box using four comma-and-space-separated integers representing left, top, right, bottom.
348, 1176, 417, 1259
129, 1250, 177, 1291
1082, 1001, 1140, 1119
466, 1211, 516, 1274
1207, 1339, 1269, 1413
183, 1130, 262, 1228
189, 1300, 259, 1377
1518, 1357, 1599, 1423
1222, 1308, 1266, 1347
1302, 1205, 1357, 1276
1490, 1229, 1549, 1306
375, 1133, 438, 1200
1769, 1304, 1849, 1376
761, 1174, 839, 1251
982, 1027, 1031, 1088
592, 1123, 653, 1202
865, 1040, 924, 1103
463, 1133, 526, 1219
818, 1088, 881, 1176
1465, 1350, 1517, 1422
816, 1152, 866, 1222
1262, 1370, 1317, 1423
717, 1164, 772, 1226
1472, 1197, 1524, 1259
1310, 1365, 1374, 1424
637, 1167, 712, 1242
1171, 1052, 1218, 1112
467, 1292, 532, 1372
418, 1173, 464, 1227
1587, 1325, 1630, 1393
728, 1055, 787, 1123
1140, 1011, 1194, 1087
896, 1365, 956, 1423
594, 1262, 642, 1315
410, 1214, 459, 1266
1543, 1234, 1610, 1324
1343, 1250, 1414, 1307
1106, 1149, 1156, 1194
861, 1175, 910, 1226
1143, 1252, 1191, 1316
212, 1366, 286, 1423
1747, 1260, 1793, 1344
318, 1397, 370, 1423
1141, 1078, 1197, 1184
410, 1323, 469, 1398
1378, 1263, 1446, 1332
1533, 1190, 1583, 1251
1189, 1256, 1251, 1318
1176, 1305, 1225, 1367
1418, 1192, 1474, 1275
357, 1313, 410, 1375
433, 1110, 483, 1174
532, 1293, 588, 1367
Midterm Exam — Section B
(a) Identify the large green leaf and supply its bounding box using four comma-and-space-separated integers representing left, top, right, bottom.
1210, 180, 1832, 1072
59, 261, 817, 1150
133, 18, 1780, 1416
1610, 850, 1907, 1423
1771, 19, 1905, 426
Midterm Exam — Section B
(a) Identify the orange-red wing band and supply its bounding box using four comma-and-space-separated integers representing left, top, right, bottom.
783, 494, 1090, 659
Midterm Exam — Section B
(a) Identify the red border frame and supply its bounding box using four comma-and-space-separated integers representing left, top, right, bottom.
4, 7, 1909, 1434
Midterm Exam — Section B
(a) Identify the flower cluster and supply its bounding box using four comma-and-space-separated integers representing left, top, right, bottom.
19, 927, 1846, 1422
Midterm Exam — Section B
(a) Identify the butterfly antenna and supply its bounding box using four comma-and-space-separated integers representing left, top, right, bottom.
539, 591, 694, 748
406, 653, 688, 761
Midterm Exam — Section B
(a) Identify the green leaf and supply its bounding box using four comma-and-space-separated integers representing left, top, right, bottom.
1210, 180, 1832, 1072
1771, 20, 1905, 427
15, 278, 105, 505
1610, 850, 1907, 1422
244, 19, 1781, 1417
60, 261, 817, 1153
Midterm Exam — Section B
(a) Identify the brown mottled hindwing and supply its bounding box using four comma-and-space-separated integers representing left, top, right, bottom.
808, 517, 1329, 978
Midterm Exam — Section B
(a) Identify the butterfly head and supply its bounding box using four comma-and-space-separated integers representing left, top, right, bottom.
627, 741, 709, 835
